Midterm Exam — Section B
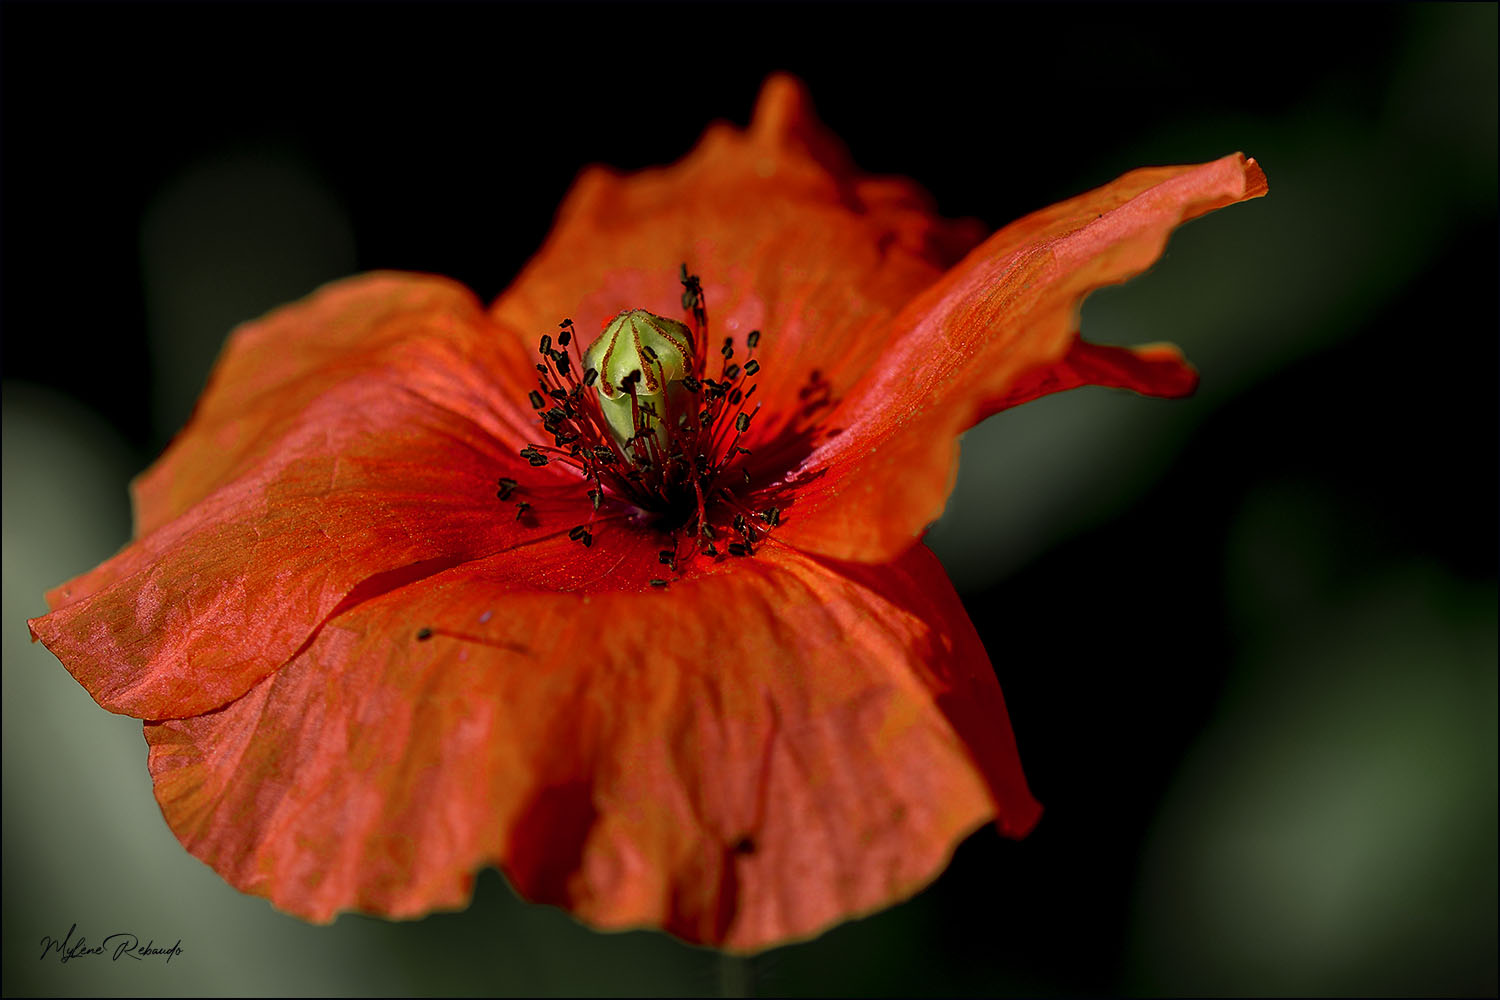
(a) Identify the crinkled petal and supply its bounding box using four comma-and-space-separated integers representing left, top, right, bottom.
777, 154, 1267, 560
987, 335, 1200, 415
491, 74, 986, 447
29, 368, 596, 720
144, 537, 1037, 951
133, 272, 540, 536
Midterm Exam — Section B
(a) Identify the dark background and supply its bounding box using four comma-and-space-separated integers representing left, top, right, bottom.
3, 3, 1495, 996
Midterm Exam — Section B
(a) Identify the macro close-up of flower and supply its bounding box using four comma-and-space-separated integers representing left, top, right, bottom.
28, 75, 1263, 951
6, 4, 1494, 996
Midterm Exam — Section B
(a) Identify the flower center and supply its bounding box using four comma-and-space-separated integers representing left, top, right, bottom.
506, 265, 781, 578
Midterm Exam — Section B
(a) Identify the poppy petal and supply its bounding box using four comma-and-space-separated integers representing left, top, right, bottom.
144, 537, 1036, 951
491, 74, 986, 446
133, 272, 540, 536
778, 154, 1267, 561
29, 369, 595, 720
986, 336, 1200, 416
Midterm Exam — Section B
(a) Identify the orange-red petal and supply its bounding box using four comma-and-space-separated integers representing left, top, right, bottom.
491, 74, 986, 447
144, 538, 1037, 951
777, 154, 1267, 561
987, 335, 1200, 415
30, 345, 597, 720
133, 272, 540, 536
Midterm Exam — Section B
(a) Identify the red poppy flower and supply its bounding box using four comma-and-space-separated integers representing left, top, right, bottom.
29, 75, 1266, 951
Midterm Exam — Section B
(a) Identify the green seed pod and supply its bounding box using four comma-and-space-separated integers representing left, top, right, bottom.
582, 309, 695, 447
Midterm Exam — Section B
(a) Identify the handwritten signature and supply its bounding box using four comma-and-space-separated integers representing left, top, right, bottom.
39, 924, 183, 965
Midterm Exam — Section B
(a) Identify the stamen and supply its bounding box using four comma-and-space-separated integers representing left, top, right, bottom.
506, 264, 785, 568
412, 625, 527, 653
680, 263, 706, 333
